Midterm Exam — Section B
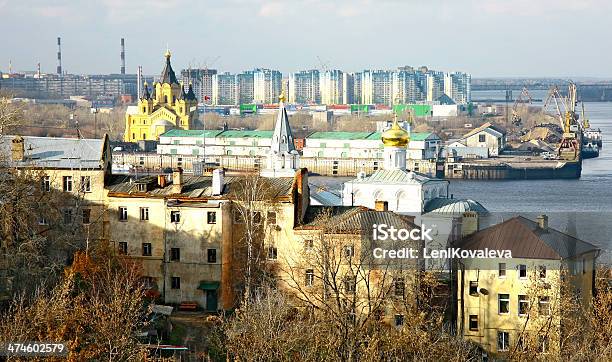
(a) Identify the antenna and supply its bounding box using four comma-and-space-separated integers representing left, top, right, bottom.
57, 37, 62, 75
120, 38, 126, 75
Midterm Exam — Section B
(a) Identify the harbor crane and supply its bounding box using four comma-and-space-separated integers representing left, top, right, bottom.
511, 87, 533, 126
543, 83, 580, 160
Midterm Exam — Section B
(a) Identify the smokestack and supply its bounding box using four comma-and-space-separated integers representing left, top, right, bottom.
37, 62, 41, 78
56, 37, 62, 76
137, 66, 143, 99
120, 38, 125, 75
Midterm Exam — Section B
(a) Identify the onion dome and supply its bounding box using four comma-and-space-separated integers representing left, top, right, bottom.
186, 83, 197, 101
381, 118, 409, 147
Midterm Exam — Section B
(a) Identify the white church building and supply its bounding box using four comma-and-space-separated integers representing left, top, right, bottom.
260, 94, 300, 178
342, 118, 449, 215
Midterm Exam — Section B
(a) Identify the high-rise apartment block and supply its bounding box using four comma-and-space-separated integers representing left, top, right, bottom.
319, 70, 344, 105
181, 68, 217, 105
212, 72, 237, 105
288, 70, 320, 104
253, 68, 282, 104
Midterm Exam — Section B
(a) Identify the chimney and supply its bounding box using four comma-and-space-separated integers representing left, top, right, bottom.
120, 38, 126, 75
11, 136, 25, 162
212, 168, 225, 196
157, 174, 167, 188
461, 211, 479, 237
374, 200, 388, 212
172, 168, 183, 194
56, 37, 62, 76
537, 214, 548, 230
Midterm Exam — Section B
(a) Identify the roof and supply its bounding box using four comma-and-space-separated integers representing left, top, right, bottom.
349, 169, 445, 185
299, 206, 418, 233
160, 54, 178, 84
0, 135, 106, 169
368, 132, 436, 141
462, 122, 506, 139
270, 103, 295, 154
106, 173, 295, 200
160, 129, 224, 138
217, 130, 274, 138
424, 197, 488, 215
307, 131, 373, 140
457, 216, 600, 260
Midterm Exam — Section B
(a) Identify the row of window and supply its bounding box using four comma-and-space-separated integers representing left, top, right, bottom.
39, 208, 92, 225
496, 331, 549, 353
118, 207, 218, 224
41, 175, 92, 193
118, 242, 217, 263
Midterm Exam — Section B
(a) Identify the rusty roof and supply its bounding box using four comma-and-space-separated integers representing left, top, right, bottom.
298, 206, 418, 234
457, 216, 600, 260
106, 174, 295, 201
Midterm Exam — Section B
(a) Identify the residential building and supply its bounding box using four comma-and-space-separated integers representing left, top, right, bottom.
444, 72, 471, 104
236, 71, 255, 104
320, 70, 343, 105
352, 72, 363, 104
289, 70, 320, 104
253, 68, 282, 104
425, 70, 445, 102
212, 72, 237, 105
392, 67, 426, 104
342, 72, 354, 104
124, 51, 198, 142
362, 70, 392, 105
181, 68, 217, 105
456, 215, 600, 357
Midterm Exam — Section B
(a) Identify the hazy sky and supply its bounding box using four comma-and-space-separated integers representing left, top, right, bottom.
1, 0, 611, 77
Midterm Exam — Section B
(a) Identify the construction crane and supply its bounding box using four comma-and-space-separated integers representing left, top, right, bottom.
543, 83, 580, 160
511, 87, 533, 126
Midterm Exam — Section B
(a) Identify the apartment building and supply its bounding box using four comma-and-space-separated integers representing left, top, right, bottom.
456, 215, 600, 357
253, 68, 282, 104
362, 70, 392, 105
319, 70, 343, 105
289, 70, 320, 104
181, 68, 217, 105
212, 72, 237, 105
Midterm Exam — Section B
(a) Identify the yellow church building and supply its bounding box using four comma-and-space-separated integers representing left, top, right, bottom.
124, 50, 198, 142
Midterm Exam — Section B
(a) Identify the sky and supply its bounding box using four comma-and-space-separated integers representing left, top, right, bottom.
1, 0, 611, 78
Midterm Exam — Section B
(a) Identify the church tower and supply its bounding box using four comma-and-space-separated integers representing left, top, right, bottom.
261, 93, 300, 177
124, 50, 198, 142
381, 115, 410, 171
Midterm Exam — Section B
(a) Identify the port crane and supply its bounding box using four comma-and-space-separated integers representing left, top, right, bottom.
543, 83, 580, 160
511, 87, 533, 126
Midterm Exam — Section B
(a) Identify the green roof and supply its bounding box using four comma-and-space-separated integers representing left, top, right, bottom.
307, 131, 375, 140
367, 132, 434, 141
217, 130, 273, 138
161, 129, 224, 138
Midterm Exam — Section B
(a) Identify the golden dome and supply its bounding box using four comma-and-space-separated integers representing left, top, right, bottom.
164, 49, 171, 58
381, 118, 409, 147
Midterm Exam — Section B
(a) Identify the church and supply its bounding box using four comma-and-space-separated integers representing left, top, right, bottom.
342, 117, 450, 215
124, 50, 198, 142
260, 93, 300, 178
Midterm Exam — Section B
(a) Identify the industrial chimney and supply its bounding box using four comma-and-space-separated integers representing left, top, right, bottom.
120, 38, 125, 75
56, 37, 62, 76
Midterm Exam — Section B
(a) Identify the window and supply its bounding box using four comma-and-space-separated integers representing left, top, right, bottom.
394, 278, 405, 297
538, 296, 550, 316
394, 314, 405, 327
142, 243, 152, 256
136, 183, 147, 192
267, 246, 278, 260
469, 315, 478, 331
305, 269, 314, 287
62, 176, 73, 192
538, 335, 549, 353
518, 295, 529, 316
170, 247, 180, 261
140, 207, 149, 221
519, 264, 527, 279
171, 277, 181, 289
267, 211, 277, 225
63, 209, 73, 224
499, 294, 510, 314
497, 331, 510, 351
478, 134, 486, 142
38, 215, 48, 225
253, 211, 262, 224
207, 211, 216, 224
41, 176, 51, 192
82, 208, 91, 224
499, 263, 506, 278
233, 211, 244, 224
170, 210, 181, 223
118, 242, 128, 255
539, 265, 547, 279
80, 176, 91, 192
344, 277, 355, 294
469, 281, 479, 296
304, 239, 314, 251
118, 207, 128, 221
343, 245, 354, 258
582, 258, 586, 274
207, 248, 217, 263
